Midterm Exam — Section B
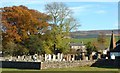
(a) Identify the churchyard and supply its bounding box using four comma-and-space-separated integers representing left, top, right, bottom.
1, 2, 120, 73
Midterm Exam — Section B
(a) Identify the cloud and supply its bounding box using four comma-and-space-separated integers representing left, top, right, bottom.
95, 10, 107, 14
69, 5, 94, 15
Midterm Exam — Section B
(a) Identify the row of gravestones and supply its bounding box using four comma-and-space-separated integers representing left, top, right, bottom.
2, 54, 44, 62
1, 53, 102, 62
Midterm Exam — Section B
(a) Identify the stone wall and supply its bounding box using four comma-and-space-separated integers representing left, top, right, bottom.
1, 60, 96, 70
1, 61, 41, 69
41, 60, 96, 69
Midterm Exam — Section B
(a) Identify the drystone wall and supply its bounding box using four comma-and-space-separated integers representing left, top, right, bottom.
41, 60, 96, 69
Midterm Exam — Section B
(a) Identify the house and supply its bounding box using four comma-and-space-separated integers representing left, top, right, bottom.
69, 43, 86, 52
109, 31, 120, 59
110, 40, 120, 59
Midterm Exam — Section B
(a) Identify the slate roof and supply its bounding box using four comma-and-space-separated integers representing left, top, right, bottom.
111, 40, 120, 52
70, 43, 84, 46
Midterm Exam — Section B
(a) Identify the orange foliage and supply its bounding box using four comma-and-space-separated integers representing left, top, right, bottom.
1, 5, 50, 42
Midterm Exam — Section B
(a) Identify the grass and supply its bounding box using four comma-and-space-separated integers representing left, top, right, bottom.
1, 67, 119, 71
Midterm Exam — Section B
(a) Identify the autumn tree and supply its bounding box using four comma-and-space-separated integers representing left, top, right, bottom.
1, 5, 50, 55
1, 5, 49, 42
45, 2, 79, 54
97, 32, 107, 51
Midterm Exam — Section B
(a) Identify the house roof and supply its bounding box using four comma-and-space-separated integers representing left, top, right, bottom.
70, 43, 84, 46
111, 40, 120, 52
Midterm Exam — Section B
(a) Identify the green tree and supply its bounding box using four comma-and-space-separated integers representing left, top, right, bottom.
45, 2, 79, 54
86, 42, 97, 60
24, 34, 44, 55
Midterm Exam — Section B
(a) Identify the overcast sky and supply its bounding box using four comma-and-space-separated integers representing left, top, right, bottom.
0, 0, 119, 31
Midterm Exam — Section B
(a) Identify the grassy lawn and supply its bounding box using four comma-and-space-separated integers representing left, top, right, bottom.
1, 67, 119, 73
1, 67, 119, 71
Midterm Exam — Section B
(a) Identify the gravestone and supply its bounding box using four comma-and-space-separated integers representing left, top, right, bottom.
82, 53, 86, 60
72, 55, 75, 61
68, 54, 71, 61
52, 54, 56, 61
37, 55, 42, 62
98, 53, 101, 59
48, 54, 51, 61
45, 54, 48, 61
57, 53, 61, 61
60, 53, 63, 61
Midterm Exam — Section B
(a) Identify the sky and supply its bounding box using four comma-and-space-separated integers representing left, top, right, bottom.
0, 0, 119, 31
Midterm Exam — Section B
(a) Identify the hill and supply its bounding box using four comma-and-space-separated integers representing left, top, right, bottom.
70, 29, 120, 39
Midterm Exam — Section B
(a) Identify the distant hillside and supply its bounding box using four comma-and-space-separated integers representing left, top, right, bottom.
70, 29, 120, 39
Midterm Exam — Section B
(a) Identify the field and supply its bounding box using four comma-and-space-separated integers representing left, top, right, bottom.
70, 36, 119, 47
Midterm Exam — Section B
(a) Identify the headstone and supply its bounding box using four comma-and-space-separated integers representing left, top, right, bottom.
45, 54, 48, 61
48, 54, 51, 61
86, 56, 88, 60
98, 53, 101, 59
52, 54, 56, 61
60, 53, 63, 61
66, 55, 69, 61
32, 54, 37, 62
82, 53, 86, 60
72, 55, 75, 61
63, 59, 66, 61
111, 54, 115, 59
9, 56, 12, 61
57, 53, 61, 61
38, 55, 42, 62
28, 56, 32, 61
68, 54, 71, 61
106, 57, 108, 59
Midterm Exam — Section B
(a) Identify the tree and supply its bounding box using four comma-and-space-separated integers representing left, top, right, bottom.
97, 32, 107, 51
45, 2, 79, 54
1, 5, 50, 42
24, 34, 44, 55
86, 42, 97, 60
1, 5, 50, 55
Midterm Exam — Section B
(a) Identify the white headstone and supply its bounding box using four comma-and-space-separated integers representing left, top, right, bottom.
63, 59, 66, 61
86, 56, 88, 60
111, 54, 115, 60
48, 54, 51, 61
45, 54, 48, 61
60, 53, 63, 61
57, 53, 61, 61
106, 57, 108, 59
52, 54, 56, 61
